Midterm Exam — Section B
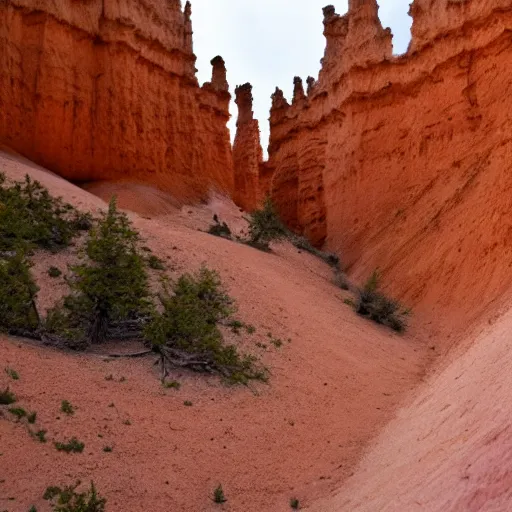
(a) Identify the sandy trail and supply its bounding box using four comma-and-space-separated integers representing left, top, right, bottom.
0, 151, 431, 511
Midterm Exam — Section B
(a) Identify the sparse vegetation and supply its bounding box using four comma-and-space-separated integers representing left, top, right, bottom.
183, 400, 193, 407
0, 387, 16, 405
163, 380, 181, 390
244, 196, 287, 251
228, 319, 244, 334
5, 367, 19, 380
54, 437, 84, 453
290, 498, 300, 509
61, 400, 75, 416
147, 254, 166, 270
103, 446, 113, 453
242, 197, 343, 278
270, 337, 283, 349
208, 215, 232, 239
44, 481, 106, 512
45, 197, 151, 348
290, 234, 340, 269
27, 411, 37, 424
0, 181, 268, 388
32, 429, 47, 443
213, 484, 227, 504
0, 250, 40, 335
0, 173, 90, 253
356, 270, 408, 332
8, 407, 27, 420
144, 267, 266, 385
48, 266, 62, 278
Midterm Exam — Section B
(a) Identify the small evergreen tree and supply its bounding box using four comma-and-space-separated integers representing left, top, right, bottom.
46, 197, 151, 346
145, 267, 266, 384
0, 173, 90, 253
245, 196, 287, 250
0, 250, 39, 334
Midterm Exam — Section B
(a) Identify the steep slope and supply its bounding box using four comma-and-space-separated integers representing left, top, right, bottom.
310, 291, 512, 511
0, 149, 430, 511
233, 0, 512, 335
0, 0, 233, 202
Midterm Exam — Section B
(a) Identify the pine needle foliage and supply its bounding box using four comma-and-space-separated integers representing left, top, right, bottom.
145, 267, 266, 384
245, 196, 287, 250
0, 250, 39, 334
0, 173, 91, 253
45, 197, 151, 346
44, 481, 106, 512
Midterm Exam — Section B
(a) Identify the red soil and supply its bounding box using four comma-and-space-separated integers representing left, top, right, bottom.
0, 150, 431, 511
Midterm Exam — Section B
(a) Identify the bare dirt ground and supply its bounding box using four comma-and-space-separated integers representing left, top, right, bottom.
310, 293, 512, 512
0, 150, 433, 511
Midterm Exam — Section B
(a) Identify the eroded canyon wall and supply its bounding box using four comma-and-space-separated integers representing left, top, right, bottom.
232, 83, 263, 211
246, 0, 512, 329
0, 0, 234, 202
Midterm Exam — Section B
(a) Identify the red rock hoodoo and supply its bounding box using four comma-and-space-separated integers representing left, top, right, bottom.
0, 0, 233, 202
232, 83, 264, 211
233, 0, 512, 329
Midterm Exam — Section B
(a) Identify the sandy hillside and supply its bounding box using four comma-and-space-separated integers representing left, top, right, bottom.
310, 290, 512, 511
0, 150, 432, 511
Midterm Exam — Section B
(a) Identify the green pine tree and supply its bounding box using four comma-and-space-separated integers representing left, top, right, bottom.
0, 250, 39, 334
246, 196, 287, 250
46, 197, 150, 346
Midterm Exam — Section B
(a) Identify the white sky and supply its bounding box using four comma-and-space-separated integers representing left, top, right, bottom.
191, 1, 412, 153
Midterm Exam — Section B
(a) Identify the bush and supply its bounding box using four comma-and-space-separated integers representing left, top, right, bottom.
244, 196, 287, 250
48, 266, 62, 278
44, 481, 106, 512
32, 429, 47, 443
290, 498, 300, 509
5, 367, 19, 380
356, 270, 408, 332
144, 267, 266, 384
290, 235, 340, 268
0, 173, 89, 253
147, 255, 166, 271
208, 215, 232, 239
61, 400, 75, 415
45, 197, 151, 346
213, 484, 227, 504
54, 437, 85, 453
8, 407, 27, 420
0, 250, 39, 335
244, 197, 341, 267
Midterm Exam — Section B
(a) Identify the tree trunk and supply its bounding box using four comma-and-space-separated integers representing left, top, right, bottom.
90, 307, 108, 344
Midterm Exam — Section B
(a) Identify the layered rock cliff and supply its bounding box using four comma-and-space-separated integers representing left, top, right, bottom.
233, 0, 512, 329
0, 0, 233, 202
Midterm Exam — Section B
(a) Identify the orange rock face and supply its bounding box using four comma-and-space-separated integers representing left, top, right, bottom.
240, 0, 512, 328
232, 83, 264, 211
0, 0, 233, 202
